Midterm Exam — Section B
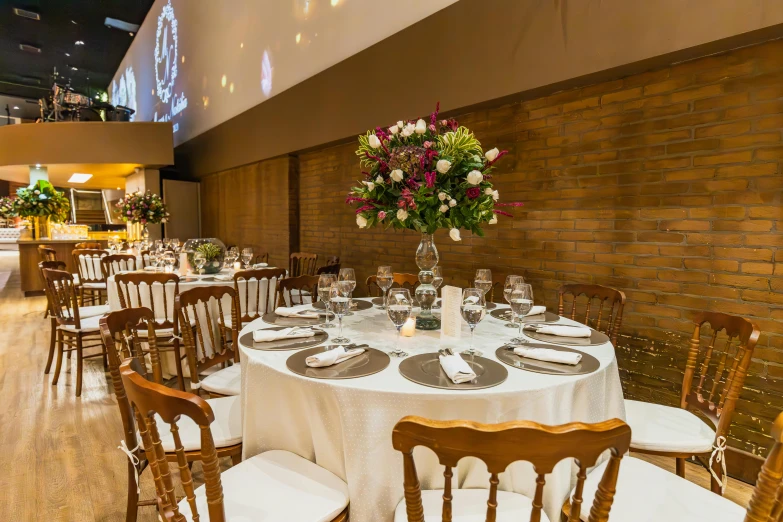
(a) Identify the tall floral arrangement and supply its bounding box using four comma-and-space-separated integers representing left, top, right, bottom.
116, 190, 170, 225
346, 103, 521, 241
14, 180, 70, 222
0, 197, 17, 219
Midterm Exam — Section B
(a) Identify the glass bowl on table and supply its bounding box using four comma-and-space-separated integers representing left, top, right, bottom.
183, 238, 226, 275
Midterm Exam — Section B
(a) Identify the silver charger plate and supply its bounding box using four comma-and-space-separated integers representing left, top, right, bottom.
522, 324, 610, 346
489, 309, 561, 324
398, 353, 508, 390
495, 343, 600, 375
313, 299, 373, 311
286, 346, 390, 379
240, 327, 328, 351
262, 311, 323, 327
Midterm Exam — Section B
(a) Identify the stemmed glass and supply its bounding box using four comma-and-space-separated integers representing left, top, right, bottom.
148, 251, 161, 272
224, 249, 238, 270
509, 283, 533, 345
329, 281, 352, 344
386, 288, 412, 358
503, 275, 525, 328
193, 252, 206, 275
163, 251, 176, 273
474, 269, 493, 301
170, 238, 180, 252
241, 247, 254, 269
338, 268, 357, 311
431, 266, 443, 309
317, 274, 337, 329
376, 266, 393, 310
154, 239, 164, 252
461, 288, 486, 356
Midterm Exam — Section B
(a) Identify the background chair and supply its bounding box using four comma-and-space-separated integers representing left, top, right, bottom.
366, 273, 419, 297
38, 245, 57, 262
325, 255, 340, 266
233, 268, 286, 326
557, 283, 626, 346
290, 252, 318, 277
316, 263, 341, 276
277, 275, 319, 307
72, 248, 108, 306
253, 252, 269, 265
100, 253, 140, 277
75, 241, 102, 249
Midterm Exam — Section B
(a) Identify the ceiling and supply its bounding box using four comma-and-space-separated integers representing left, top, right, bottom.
0, 1, 154, 111
0, 163, 140, 190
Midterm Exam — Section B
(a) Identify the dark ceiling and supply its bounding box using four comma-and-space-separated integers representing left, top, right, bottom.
0, 0, 154, 110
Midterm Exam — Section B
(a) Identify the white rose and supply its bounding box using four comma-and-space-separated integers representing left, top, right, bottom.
389, 125, 399, 135
438, 192, 447, 201
466, 170, 483, 185
489, 215, 498, 225
449, 199, 457, 208
449, 228, 461, 242
368, 134, 381, 149
485, 147, 499, 162
484, 187, 493, 195
397, 209, 408, 221
439, 204, 448, 213
491, 190, 499, 201
364, 181, 375, 191
356, 215, 368, 228
397, 120, 404, 128
375, 175, 384, 184
402, 123, 415, 137
414, 119, 427, 134
390, 169, 404, 182
436, 159, 452, 174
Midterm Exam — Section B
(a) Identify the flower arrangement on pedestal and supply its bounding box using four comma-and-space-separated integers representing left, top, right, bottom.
14, 180, 71, 222
116, 190, 170, 225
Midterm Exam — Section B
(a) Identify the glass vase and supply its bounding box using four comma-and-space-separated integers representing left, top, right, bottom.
414, 233, 441, 330
183, 238, 227, 274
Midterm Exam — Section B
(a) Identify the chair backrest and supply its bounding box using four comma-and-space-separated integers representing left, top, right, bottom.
115, 272, 180, 329
392, 416, 631, 522
101, 253, 140, 277
140, 250, 151, 268
683, 312, 759, 439
38, 245, 57, 262
277, 275, 319, 307
326, 256, 340, 266
253, 252, 269, 265
39, 260, 66, 314
366, 273, 419, 297
290, 252, 318, 277
175, 285, 239, 386
745, 412, 783, 522
41, 268, 82, 328
72, 248, 107, 284
234, 268, 286, 323
75, 241, 102, 249
316, 263, 341, 276
557, 284, 626, 346
119, 359, 227, 522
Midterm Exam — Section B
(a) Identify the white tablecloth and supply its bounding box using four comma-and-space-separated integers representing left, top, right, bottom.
238, 299, 625, 522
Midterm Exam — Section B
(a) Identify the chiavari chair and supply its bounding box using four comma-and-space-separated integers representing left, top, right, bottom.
139, 249, 151, 268
316, 263, 341, 276
38, 245, 57, 262
72, 248, 108, 306
277, 275, 319, 307
42, 268, 108, 397
392, 416, 631, 522
366, 273, 420, 297
99, 309, 244, 522
75, 241, 102, 249
625, 311, 759, 493
557, 283, 626, 346
101, 253, 141, 278
253, 252, 269, 265
745, 411, 783, 522
290, 252, 318, 277
40, 260, 66, 369
119, 358, 349, 522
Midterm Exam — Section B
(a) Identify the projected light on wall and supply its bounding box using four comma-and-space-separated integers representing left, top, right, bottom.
109, 66, 137, 120
152, 0, 188, 130
261, 50, 273, 98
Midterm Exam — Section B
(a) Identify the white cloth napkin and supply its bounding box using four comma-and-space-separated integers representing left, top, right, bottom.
253, 327, 315, 343
524, 305, 547, 316
531, 325, 591, 338
439, 353, 477, 384
274, 306, 320, 319
253, 263, 268, 268
513, 346, 582, 365
214, 274, 232, 281
306, 346, 365, 367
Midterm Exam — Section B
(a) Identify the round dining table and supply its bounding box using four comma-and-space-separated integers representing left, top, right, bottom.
238, 298, 626, 522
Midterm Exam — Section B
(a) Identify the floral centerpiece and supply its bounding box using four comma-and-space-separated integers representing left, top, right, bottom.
0, 197, 17, 221
182, 238, 226, 274
14, 181, 71, 238
116, 190, 170, 225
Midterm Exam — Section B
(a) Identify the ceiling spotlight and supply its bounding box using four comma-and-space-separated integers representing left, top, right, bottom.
71, 66, 78, 71
221, 75, 227, 87
229, 83, 234, 93
240, 42, 244, 49
13, 106, 19, 110
295, 33, 301, 44
35, 164, 41, 168
71, 20, 77, 24
129, 32, 134, 36
75, 40, 84, 46
65, 52, 70, 57
68, 173, 93, 183
331, 0, 339, 5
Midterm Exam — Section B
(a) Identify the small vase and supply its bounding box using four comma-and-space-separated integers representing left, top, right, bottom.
414, 233, 441, 330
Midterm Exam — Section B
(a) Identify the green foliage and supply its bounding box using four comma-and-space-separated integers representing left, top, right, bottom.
196, 242, 222, 261
437, 127, 483, 162
14, 180, 70, 222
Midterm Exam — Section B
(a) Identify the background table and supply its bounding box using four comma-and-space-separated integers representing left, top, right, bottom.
238, 299, 625, 522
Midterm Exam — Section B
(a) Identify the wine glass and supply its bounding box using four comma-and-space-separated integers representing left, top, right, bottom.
386, 288, 412, 358
193, 252, 206, 275
431, 266, 444, 309
241, 247, 253, 269
148, 251, 160, 272
474, 269, 493, 301
503, 275, 525, 328
170, 238, 180, 252
163, 251, 176, 273
329, 281, 352, 344
154, 239, 164, 252
461, 288, 486, 356
318, 274, 337, 328
338, 268, 357, 311
376, 266, 393, 310
224, 249, 238, 270
509, 283, 533, 345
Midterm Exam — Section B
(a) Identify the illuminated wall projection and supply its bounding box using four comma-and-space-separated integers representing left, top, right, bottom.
110, 0, 456, 146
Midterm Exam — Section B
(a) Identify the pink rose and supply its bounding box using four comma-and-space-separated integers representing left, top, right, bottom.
378, 211, 386, 220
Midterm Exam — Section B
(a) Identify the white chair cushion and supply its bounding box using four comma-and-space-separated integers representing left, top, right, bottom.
177, 449, 349, 522
574, 456, 745, 522
200, 365, 241, 396
81, 281, 107, 289
625, 399, 715, 453
152, 395, 242, 452
59, 314, 102, 332
78, 304, 109, 318
394, 489, 548, 522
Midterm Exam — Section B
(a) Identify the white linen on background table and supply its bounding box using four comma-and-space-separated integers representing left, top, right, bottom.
238, 299, 625, 522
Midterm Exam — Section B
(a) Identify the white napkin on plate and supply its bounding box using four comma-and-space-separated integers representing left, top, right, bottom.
306, 346, 365, 367
274, 306, 320, 319
253, 263, 269, 268
530, 325, 591, 338
253, 327, 315, 342
513, 346, 582, 365
524, 305, 546, 316
439, 353, 477, 384
214, 274, 232, 281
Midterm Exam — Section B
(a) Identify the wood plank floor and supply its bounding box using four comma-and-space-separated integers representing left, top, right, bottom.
0, 251, 753, 520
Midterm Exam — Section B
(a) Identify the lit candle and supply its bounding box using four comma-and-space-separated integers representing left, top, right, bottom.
234, 261, 242, 271
401, 317, 416, 337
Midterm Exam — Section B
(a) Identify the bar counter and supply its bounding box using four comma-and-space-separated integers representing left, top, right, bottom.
18, 238, 108, 295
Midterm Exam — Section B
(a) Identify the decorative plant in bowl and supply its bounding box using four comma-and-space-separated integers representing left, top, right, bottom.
182, 238, 226, 274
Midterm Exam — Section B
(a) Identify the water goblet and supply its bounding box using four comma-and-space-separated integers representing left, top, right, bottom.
163, 251, 176, 273
241, 247, 253, 269
329, 281, 352, 344
376, 266, 393, 309
461, 288, 487, 356
193, 252, 206, 275
318, 274, 337, 328
474, 269, 493, 300
509, 283, 534, 345
338, 268, 357, 311
503, 275, 524, 328
386, 288, 412, 357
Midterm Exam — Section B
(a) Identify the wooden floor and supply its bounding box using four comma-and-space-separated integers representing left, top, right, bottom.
0, 251, 753, 520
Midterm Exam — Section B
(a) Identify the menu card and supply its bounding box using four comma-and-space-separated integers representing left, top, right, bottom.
440, 285, 462, 340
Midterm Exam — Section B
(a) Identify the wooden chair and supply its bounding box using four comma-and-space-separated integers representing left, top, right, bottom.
366, 273, 419, 297
625, 311, 759, 494
253, 252, 269, 265
38, 245, 57, 262
72, 248, 108, 306
42, 268, 107, 397
745, 411, 783, 521
119, 358, 349, 522
75, 241, 102, 249
290, 252, 318, 277
139, 249, 151, 268
392, 416, 631, 522
277, 274, 319, 307
557, 283, 626, 346
40, 260, 66, 372
316, 263, 341, 276
101, 253, 141, 277
233, 268, 286, 325
99, 309, 244, 522
326, 255, 340, 266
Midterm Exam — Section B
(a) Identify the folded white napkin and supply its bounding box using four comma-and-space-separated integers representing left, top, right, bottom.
253, 327, 315, 342
531, 325, 591, 338
214, 274, 232, 281
513, 346, 582, 365
253, 263, 269, 268
306, 346, 365, 367
143, 266, 157, 271
274, 306, 320, 319
439, 353, 477, 384
524, 305, 546, 316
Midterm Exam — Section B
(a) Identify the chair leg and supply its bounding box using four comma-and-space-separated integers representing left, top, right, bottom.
52, 330, 64, 385
44, 318, 56, 374
76, 335, 84, 397
676, 457, 686, 478
231, 453, 241, 466
173, 339, 186, 392
125, 460, 139, 522
79, 287, 85, 306
709, 458, 724, 495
